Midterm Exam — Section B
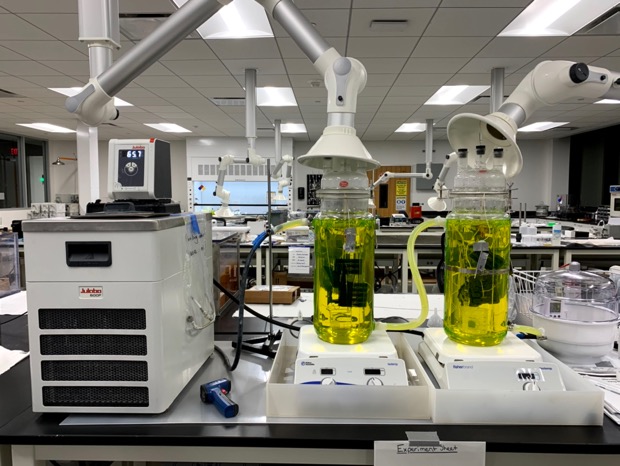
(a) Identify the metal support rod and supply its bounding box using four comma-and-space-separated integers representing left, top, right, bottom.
245, 69, 257, 145
271, 0, 331, 63
97, 0, 224, 96
88, 45, 113, 78
327, 113, 355, 127
274, 119, 281, 162
267, 158, 273, 335
425, 119, 433, 168
490, 67, 505, 113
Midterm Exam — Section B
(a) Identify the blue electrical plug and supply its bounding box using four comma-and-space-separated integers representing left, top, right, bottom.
200, 378, 239, 418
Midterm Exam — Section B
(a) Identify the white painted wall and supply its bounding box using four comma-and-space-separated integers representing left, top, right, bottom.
44, 136, 569, 216
292, 138, 569, 213
48, 139, 189, 211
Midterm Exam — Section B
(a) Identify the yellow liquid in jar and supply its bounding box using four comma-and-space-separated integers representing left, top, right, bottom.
444, 217, 511, 346
313, 216, 375, 344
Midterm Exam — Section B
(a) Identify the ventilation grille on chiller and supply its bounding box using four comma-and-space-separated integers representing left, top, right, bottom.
40, 335, 147, 356
41, 360, 148, 381
42, 386, 149, 407
39, 308, 146, 330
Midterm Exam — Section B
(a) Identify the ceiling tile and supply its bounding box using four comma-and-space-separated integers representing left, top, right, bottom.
476, 37, 564, 58
349, 9, 436, 37
196, 87, 245, 98
5, 87, 56, 97
232, 74, 292, 87
0, 45, 28, 60
545, 36, 620, 58
411, 37, 491, 57
347, 37, 418, 58
440, 0, 531, 5
275, 37, 345, 59
182, 75, 241, 88
360, 57, 407, 74
424, 8, 523, 37
271, 10, 351, 38
366, 74, 398, 86
387, 86, 441, 98
295, 0, 352, 8
0, 76, 41, 88
22, 75, 85, 87
2, 40, 86, 60
0, 0, 77, 13
160, 40, 217, 60
19, 13, 78, 40
133, 76, 192, 88
207, 38, 281, 59
141, 62, 176, 76
585, 56, 620, 71
162, 59, 230, 76
447, 73, 493, 85
222, 58, 287, 75
283, 58, 318, 75
119, 0, 176, 14
353, 0, 440, 6
0, 61, 61, 76
39, 60, 89, 76
459, 57, 534, 74
147, 88, 205, 98
402, 57, 469, 74
0, 14, 55, 40
359, 87, 390, 97
394, 73, 452, 86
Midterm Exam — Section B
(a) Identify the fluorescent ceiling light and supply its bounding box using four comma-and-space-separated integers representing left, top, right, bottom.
49, 87, 133, 107
595, 99, 620, 104
172, 0, 273, 39
144, 123, 192, 133
518, 121, 568, 132
17, 123, 75, 133
257, 87, 297, 107
395, 122, 427, 133
424, 85, 489, 106
280, 123, 306, 133
499, 0, 619, 37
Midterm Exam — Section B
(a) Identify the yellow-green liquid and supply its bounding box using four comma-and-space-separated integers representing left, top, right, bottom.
444, 217, 511, 346
313, 216, 375, 344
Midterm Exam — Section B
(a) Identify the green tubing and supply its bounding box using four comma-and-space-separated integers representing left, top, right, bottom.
384, 217, 446, 331
273, 218, 309, 234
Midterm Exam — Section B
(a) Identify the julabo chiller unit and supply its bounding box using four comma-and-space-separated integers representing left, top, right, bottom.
23, 213, 215, 413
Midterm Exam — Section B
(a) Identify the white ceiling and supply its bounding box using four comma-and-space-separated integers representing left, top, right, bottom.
0, 0, 619, 144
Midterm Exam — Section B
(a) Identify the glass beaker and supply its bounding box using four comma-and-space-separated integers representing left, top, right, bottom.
313, 189, 375, 344
444, 146, 511, 346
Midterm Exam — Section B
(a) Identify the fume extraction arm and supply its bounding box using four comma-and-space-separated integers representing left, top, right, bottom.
65, 0, 377, 172
428, 60, 620, 210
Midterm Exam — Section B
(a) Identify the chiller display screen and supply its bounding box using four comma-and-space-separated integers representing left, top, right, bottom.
119, 149, 144, 159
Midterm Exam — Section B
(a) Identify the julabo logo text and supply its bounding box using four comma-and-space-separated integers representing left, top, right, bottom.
79, 286, 103, 299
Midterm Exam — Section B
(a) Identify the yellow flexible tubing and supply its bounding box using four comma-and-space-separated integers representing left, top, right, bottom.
273, 218, 309, 234
377, 217, 446, 332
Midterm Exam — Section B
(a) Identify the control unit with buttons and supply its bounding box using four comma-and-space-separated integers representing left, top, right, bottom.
293, 326, 409, 386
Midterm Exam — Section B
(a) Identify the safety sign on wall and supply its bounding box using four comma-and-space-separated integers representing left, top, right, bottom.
395, 180, 408, 197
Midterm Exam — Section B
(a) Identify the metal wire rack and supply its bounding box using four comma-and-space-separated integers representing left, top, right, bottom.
509, 269, 549, 326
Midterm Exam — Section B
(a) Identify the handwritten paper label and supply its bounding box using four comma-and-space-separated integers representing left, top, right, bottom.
374, 441, 485, 466
288, 247, 310, 274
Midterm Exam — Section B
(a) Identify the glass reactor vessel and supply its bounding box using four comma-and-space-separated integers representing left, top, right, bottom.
312, 174, 375, 344
444, 147, 511, 346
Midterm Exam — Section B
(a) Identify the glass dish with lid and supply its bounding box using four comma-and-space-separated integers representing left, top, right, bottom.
531, 262, 619, 363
